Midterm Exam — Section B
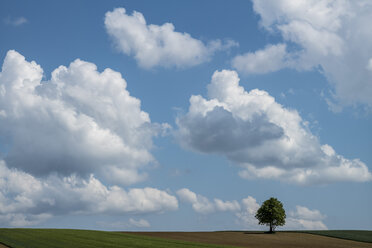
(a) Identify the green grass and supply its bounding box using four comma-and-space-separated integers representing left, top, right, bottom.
298, 230, 372, 243
0, 229, 236, 248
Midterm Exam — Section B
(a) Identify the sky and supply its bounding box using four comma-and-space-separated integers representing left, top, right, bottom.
0, 0, 371, 231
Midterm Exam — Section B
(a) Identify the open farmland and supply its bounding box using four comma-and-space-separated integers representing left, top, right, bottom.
0, 229, 371, 248
0, 229, 231, 248
127, 231, 372, 248
298, 230, 372, 243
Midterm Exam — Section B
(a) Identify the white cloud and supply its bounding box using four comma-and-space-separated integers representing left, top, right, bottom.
0, 213, 51, 227
129, 218, 151, 228
290, 219, 327, 230
214, 199, 241, 212
4, 16, 28, 26
0, 50, 166, 185
232, 44, 292, 74
235, 196, 260, 228
176, 70, 372, 185
105, 8, 237, 69
233, 0, 372, 108
177, 188, 327, 230
0, 160, 177, 227
290, 205, 325, 221
0, 51, 179, 226
176, 188, 198, 203
236, 198, 327, 230
286, 206, 327, 230
176, 188, 215, 214
176, 189, 259, 228
241, 196, 260, 216
176, 188, 240, 214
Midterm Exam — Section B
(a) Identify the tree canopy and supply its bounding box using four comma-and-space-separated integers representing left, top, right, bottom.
255, 197, 286, 233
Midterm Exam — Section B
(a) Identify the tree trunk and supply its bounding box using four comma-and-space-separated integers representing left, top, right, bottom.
270, 223, 273, 233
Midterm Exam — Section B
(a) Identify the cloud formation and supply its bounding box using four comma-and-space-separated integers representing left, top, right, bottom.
0, 160, 178, 227
129, 218, 151, 228
235, 196, 260, 228
0, 50, 166, 185
232, 44, 292, 74
233, 0, 372, 108
105, 8, 237, 69
177, 188, 240, 214
177, 189, 260, 228
177, 189, 326, 230
287, 206, 327, 230
176, 70, 371, 185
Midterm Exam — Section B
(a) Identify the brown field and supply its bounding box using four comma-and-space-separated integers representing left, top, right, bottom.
126, 231, 372, 248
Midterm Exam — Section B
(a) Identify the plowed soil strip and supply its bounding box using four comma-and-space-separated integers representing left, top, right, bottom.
126, 231, 372, 248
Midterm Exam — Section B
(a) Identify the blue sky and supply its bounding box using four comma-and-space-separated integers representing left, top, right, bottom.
0, 0, 371, 231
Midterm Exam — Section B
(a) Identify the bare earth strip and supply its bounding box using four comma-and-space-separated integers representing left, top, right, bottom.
126, 231, 372, 248
0, 243, 9, 248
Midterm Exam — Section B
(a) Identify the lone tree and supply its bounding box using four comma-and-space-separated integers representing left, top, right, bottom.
255, 197, 286, 233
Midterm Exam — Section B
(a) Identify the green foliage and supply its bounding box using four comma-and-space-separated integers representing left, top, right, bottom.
0, 229, 235, 248
255, 197, 286, 233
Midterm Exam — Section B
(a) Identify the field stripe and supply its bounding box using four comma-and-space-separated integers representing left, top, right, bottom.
297, 230, 372, 243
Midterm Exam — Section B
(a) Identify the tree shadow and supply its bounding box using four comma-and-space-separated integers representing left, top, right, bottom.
244, 231, 276, 235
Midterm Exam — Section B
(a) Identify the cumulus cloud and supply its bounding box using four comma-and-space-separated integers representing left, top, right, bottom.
237, 202, 328, 230
235, 196, 260, 228
0, 160, 177, 227
0, 213, 51, 228
286, 206, 327, 230
177, 188, 215, 214
176, 190, 259, 229
214, 199, 241, 212
235, 197, 327, 230
105, 8, 237, 69
176, 188, 240, 214
176, 70, 372, 185
232, 44, 293, 74
0, 50, 167, 185
177, 188, 327, 230
290, 205, 325, 221
233, 0, 372, 108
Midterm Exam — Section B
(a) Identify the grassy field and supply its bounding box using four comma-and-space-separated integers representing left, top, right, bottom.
0, 229, 371, 248
0, 229, 233, 248
300, 230, 372, 243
